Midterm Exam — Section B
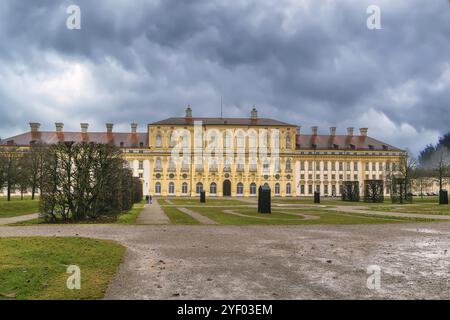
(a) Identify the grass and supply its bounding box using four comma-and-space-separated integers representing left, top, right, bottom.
0, 237, 125, 300
0, 197, 39, 218
163, 206, 201, 225
116, 200, 146, 224
160, 205, 436, 225
368, 203, 450, 215
9, 200, 146, 226
158, 198, 251, 206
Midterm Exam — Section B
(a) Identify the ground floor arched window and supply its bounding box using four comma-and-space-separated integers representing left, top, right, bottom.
250, 183, 257, 195
210, 182, 217, 195
155, 182, 161, 194
275, 183, 280, 195
286, 183, 291, 195
182, 182, 188, 194
237, 183, 244, 195
168, 182, 175, 195
196, 182, 203, 194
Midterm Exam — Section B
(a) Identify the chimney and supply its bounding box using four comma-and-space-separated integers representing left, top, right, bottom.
347, 127, 354, 136
55, 123, 64, 133
106, 123, 114, 134
29, 122, 41, 140
251, 106, 258, 120
185, 105, 192, 118
80, 123, 89, 134
131, 123, 138, 134
330, 127, 336, 136
130, 123, 138, 148
359, 128, 368, 137
311, 126, 318, 135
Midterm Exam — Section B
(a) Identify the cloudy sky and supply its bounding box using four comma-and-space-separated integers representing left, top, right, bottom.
0, 0, 449, 154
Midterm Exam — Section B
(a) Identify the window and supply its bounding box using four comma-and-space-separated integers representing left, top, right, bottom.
182, 182, 188, 194
324, 185, 329, 195
372, 163, 376, 171
237, 183, 244, 195
275, 183, 280, 195
169, 133, 176, 147
285, 135, 291, 149
155, 158, 162, 170
155, 182, 161, 194
339, 162, 343, 171
285, 159, 292, 172
301, 161, 305, 170
354, 162, 358, 171
210, 183, 217, 195
301, 185, 305, 194
196, 183, 203, 194
156, 134, 162, 148
139, 160, 143, 170
332, 185, 336, 196
308, 185, 313, 194
168, 182, 175, 195
250, 183, 257, 195
286, 183, 291, 195
138, 173, 143, 178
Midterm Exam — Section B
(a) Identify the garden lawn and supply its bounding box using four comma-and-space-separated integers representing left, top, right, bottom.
163, 206, 201, 225
0, 237, 125, 300
368, 203, 450, 215
116, 200, 146, 224
161, 205, 436, 225
0, 198, 39, 218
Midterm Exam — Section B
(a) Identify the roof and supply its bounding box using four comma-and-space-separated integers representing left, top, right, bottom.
0, 131, 148, 148
150, 117, 297, 127
0, 131, 403, 152
296, 135, 403, 152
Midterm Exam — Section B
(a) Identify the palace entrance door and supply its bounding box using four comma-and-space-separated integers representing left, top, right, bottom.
223, 180, 231, 197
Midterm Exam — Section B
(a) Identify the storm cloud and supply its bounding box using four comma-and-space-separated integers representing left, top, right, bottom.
0, 0, 449, 154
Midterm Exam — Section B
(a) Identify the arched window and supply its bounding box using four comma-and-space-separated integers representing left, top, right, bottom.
168, 182, 175, 195
156, 134, 162, 148
286, 135, 291, 149
275, 183, 280, 195
236, 131, 245, 150
237, 183, 244, 195
210, 183, 217, 195
286, 183, 291, 195
250, 183, 257, 195
286, 159, 292, 172
182, 182, 188, 194
155, 182, 161, 194
196, 182, 203, 194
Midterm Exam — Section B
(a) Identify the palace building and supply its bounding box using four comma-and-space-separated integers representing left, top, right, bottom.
0, 107, 404, 198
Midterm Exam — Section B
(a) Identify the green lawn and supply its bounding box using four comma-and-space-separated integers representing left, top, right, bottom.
368, 203, 450, 215
160, 205, 437, 225
0, 197, 39, 218
163, 206, 201, 225
0, 237, 125, 300
9, 200, 146, 226
158, 198, 251, 206
116, 200, 146, 224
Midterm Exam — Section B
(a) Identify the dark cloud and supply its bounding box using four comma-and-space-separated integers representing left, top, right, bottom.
0, 0, 449, 154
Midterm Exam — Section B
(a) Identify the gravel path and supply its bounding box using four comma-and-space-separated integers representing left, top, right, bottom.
0, 213, 39, 225
1, 222, 449, 299
136, 202, 170, 225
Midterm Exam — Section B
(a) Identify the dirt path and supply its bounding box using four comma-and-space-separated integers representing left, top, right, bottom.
1, 222, 450, 299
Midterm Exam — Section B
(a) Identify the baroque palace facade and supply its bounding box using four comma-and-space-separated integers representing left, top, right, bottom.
0, 107, 404, 198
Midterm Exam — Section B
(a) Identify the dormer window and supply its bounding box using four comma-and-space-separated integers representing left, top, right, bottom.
382, 145, 388, 150
349, 144, 355, 150
139, 142, 144, 148
120, 142, 124, 147
368, 145, 374, 150
333, 144, 339, 149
